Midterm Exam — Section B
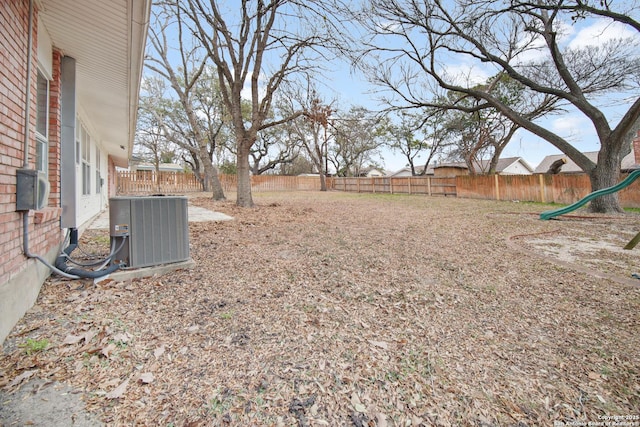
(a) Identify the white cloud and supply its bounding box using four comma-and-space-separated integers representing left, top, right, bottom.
511, 17, 637, 65
441, 63, 492, 86
240, 73, 268, 102
569, 19, 638, 49
554, 20, 577, 45
376, 19, 401, 34
551, 115, 585, 136
512, 19, 577, 65
549, 114, 599, 150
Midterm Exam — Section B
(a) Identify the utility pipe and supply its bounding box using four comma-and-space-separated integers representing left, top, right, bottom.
20, 0, 78, 279
20, 0, 119, 280
22, 0, 33, 168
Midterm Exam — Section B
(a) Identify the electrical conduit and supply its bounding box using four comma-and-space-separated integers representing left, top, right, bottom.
21, 0, 118, 279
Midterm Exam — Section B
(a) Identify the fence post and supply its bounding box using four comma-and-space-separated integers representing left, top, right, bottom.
494, 174, 500, 201
427, 177, 432, 196
408, 177, 412, 195
538, 174, 545, 203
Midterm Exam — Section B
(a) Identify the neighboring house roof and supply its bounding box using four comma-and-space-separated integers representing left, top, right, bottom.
534, 150, 637, 173
389, 165, 435, 177
534, 152, 597, 173
134, 162, 185, 172
434, 162, 468, 170
40, 0, 151, 167
358, 166, 386, 177
472, 157, 535, 174
390, 156, 533, 176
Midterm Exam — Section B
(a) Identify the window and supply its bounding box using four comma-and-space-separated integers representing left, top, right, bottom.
82, 125, 91, 195
35, 70, 49, 176
95, 148, 102, 194
75, 118, 81, 164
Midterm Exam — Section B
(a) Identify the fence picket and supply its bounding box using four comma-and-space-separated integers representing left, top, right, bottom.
116, 171, 332, 195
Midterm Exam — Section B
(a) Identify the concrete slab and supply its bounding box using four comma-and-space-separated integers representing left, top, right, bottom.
0, 379, 103, 427
87, 204, 233, 230
188, 205, 233, 223
97, 258, 197, 284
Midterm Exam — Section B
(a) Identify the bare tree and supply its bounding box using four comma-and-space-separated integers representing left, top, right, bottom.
250, 126, 299, 175
183, 0, 345, 206
329, 106, 386, 177
355, 0, 640, 212
135, 89, 178, 192
223, 101, 301, 175
440, 74, 560, 174
145, 3, 226, 200
439, 96, 512, 174
278, 82, 334, 190
139, 77, 206, 185
386, 110, 448, 176
279, 153, 316, 175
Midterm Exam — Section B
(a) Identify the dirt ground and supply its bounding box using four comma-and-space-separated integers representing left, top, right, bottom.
1, 191, 639, 426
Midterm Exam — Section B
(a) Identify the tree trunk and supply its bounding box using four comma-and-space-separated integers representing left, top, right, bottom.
198, 145, 225, 200
154, 165, 161, 193
488, 145, 505, 175
201, 171, 209, 192
205, 162, 226, 201
588, 148, 624, 213
319, 172, 327, 191
312, 145, 327, 192
236, 141, 254, 207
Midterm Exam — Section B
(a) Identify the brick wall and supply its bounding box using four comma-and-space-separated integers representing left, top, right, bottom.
47, 49, 62, 207
0, 1, 29, 285
0, 0, 64, 285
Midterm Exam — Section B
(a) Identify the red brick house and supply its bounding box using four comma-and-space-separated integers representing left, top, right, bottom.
0, 0, 151, 343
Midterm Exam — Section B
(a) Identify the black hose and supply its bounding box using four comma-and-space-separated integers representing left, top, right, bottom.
55, 254, 121, 278
62, 235, 127, 268
54, 228, 124, 279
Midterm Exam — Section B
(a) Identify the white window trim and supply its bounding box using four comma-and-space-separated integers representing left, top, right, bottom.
95, 147, 102, 194
81, 123, 91, 196
35, 69, 49, 178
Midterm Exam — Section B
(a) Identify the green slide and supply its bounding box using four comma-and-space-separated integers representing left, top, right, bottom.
540, 169, 640, 220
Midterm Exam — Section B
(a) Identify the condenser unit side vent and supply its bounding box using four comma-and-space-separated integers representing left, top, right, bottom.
130, 197, 189, 267
110, 196, 189, 269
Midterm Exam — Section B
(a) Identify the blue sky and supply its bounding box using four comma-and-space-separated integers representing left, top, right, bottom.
316, 16, 639, 173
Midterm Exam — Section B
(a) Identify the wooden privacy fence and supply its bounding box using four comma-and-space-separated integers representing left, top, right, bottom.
116, 171, 331, 195
456, 173, 640, 208
333, 176, 457, 196
217, 174, 332, 193
335, 173, 640, 208
117, 170, 203, 194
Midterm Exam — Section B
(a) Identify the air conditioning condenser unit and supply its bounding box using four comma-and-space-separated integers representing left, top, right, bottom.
109, 196, 189, 268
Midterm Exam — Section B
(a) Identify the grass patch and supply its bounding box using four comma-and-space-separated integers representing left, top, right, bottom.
19, 338, 50, 355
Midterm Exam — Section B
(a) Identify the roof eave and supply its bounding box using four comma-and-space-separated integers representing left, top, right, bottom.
40, 0, 151, 168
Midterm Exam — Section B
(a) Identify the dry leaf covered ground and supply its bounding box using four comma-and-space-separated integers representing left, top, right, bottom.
1, 191, 639, 426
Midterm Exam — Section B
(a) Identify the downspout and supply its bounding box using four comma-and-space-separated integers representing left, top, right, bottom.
20, 0, 79, 279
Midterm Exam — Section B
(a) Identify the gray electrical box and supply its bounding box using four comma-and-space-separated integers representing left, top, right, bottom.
16, 169, 50, 211
109, 196, 189, 268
